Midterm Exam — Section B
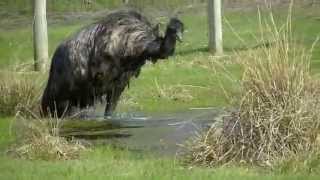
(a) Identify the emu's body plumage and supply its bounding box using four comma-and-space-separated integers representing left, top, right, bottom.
41, 10, 183, 117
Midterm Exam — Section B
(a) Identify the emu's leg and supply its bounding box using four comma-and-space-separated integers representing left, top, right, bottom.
104, 92, 112, 117
42, 99, 70, 118
56, 100, 71, 118
41, 84, 70, 118
104, 85, 126, 117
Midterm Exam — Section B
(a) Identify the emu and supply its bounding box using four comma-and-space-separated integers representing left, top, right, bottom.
41, 9, 184, 118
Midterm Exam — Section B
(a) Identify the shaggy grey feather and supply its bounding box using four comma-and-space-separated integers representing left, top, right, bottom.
41, 9, 184, 117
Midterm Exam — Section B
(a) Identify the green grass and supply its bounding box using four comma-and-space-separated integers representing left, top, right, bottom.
0, 23, 83, 69
0, 0, 198, 14
0, 7, 319, 113
0, 0, 120, 14
0, 117, 14, 151
1, 118, 320, 180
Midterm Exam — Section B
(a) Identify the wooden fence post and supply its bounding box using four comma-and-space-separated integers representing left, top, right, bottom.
33, 0, 49, 72
208, 0, 223, 54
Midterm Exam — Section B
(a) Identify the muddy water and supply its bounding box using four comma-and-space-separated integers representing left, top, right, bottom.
62, 108, 225, 156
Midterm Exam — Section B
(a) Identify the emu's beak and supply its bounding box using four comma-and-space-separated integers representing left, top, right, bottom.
176, 31, 183, 42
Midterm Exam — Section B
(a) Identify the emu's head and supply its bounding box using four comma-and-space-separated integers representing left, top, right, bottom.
167, 18, 184, 42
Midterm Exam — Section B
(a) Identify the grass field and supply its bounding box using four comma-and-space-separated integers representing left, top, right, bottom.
0, 0, 198, 14
1, 7, 319, 112
1, 115, 320, 180
1, 4, 320, 180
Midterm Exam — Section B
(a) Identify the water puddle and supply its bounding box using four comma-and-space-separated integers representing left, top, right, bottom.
61, 108, 225, 156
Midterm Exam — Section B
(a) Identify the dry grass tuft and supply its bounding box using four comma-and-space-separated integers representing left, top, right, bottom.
154, 79, 194, 102
0, 71, 44, 116
184, 9, 320, 167
8, 109, 87, 161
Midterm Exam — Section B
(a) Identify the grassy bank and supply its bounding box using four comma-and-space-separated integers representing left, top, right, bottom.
0, 0, 201, 14
0, 7, 319, 112
1, 8, 319, 68
1, 117, 320, 180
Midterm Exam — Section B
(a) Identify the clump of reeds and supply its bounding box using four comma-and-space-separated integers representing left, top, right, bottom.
0, 71, 43, 116
154, 80, 194, 102
8, 109, 86, 161
184, 8, 320, 167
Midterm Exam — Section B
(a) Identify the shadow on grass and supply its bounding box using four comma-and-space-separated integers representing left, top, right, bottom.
176, 42, 272, 56
176, 47, 209, 56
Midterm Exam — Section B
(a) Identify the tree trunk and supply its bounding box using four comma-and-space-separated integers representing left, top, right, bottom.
33, 0, 48, 72
208, 0, 223, 55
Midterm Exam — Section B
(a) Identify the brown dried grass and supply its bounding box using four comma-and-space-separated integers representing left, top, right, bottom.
184, 8, 320, 167
0, 71, 43, 116
8, 108, 87, 161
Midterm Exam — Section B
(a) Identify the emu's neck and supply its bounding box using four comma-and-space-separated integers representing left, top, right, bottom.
160, 28, 177, 58
144, 27, 178, 61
